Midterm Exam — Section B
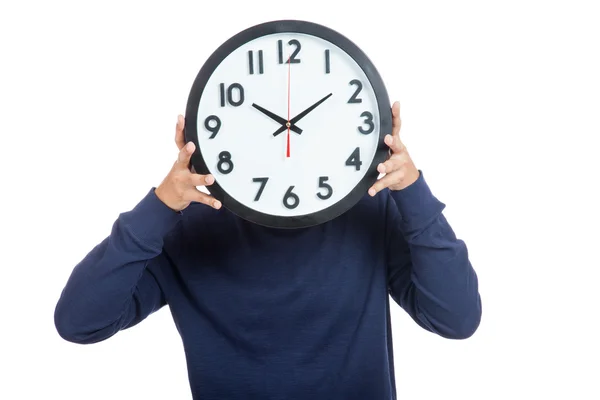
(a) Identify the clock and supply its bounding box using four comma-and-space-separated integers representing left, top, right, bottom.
185, 19, 391, 229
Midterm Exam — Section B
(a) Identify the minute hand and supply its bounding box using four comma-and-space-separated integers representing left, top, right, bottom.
273, 93, 333, 136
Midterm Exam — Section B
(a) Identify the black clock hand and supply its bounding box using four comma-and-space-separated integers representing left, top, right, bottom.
272, 93, 333, 136
251, 103, 303, 134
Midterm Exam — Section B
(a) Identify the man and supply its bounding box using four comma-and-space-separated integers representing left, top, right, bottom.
54, 101, 481, 399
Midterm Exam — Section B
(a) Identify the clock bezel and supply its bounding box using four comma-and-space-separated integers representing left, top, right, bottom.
185, 19, 391, 229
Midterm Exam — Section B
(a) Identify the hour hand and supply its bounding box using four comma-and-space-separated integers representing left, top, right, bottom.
251, 103, 302, 134
272, 93, 332, 136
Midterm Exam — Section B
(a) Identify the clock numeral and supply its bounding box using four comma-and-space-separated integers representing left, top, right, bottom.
283, 185, 300, 209
348, 79, 363, 103
325, 49, 331, 74
345, 147, 362, 171
278, 39, 301, 64
204, 115, 221, 139
248, 50, 264, 75
317, 176, 333, 200
217, 151, 234, 174
358, 111, 374, 134
219, 83, 245, 107
219, 83, 225, 107
252, 177, 269, 201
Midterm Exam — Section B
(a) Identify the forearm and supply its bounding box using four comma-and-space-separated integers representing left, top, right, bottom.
388, 173, 481, 339
401, 215, 481, 338
54, 189, 181, 343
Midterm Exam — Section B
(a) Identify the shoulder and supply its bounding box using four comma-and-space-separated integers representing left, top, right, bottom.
179, 201, 235, 238
329, 189, 395, 237
350, 189, 396, 219
160, 201, 233, 256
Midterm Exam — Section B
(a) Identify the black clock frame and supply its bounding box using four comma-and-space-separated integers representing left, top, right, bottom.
185, 19, 391, 229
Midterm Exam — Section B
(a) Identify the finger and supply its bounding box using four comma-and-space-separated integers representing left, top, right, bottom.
384, 134, 405, 154
175, 114, 185, 150
377, 153, 408, 175
189, 172, 215, 187
185, 187, 221, 209
391, 101, 401, 137
176, 141, 195, 168
368, 169, 405, 196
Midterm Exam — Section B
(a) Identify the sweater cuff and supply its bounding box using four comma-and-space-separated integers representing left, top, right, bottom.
389, 171, 445, 232
119, 188, 183, 243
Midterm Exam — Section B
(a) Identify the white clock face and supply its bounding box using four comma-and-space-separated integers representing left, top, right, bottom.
193, 30, 383, 220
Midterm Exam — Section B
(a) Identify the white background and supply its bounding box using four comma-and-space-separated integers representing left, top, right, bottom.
1, 1, 598, 399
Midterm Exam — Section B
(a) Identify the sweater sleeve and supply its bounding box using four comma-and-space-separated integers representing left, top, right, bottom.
54, 188, 182, 344
385, 171, 482, 339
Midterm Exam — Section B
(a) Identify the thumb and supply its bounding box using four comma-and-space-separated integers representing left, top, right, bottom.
175, 115, 186, 150
176, 141, 195, 168
391, 101, 401, 138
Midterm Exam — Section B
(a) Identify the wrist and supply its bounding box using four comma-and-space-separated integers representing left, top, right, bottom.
390, 171, 445, 232
155, 185, 185, 212
389, 167, 420, 191
116, 188, 184, 247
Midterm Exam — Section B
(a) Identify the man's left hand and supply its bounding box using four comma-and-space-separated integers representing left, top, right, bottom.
368, 101, 420, 196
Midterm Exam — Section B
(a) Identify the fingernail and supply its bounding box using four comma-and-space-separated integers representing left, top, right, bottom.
213, 200, 221, 209
368, 188, 376, 196
205, 175, 214, 184
386, 135, 393, 144
186, 142, 195, 152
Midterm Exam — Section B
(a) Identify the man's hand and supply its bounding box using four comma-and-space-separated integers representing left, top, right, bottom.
368, 101, 420, 196
155, 115, 222, 211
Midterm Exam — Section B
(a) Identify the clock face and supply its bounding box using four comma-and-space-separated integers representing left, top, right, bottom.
186, 20, 391, 228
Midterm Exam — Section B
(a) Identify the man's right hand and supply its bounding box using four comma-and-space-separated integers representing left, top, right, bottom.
155, 115, 222, 212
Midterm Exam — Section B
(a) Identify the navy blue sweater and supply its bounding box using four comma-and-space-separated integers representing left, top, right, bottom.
54, 171, 481, 399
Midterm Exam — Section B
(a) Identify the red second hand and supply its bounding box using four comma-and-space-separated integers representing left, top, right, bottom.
286, 55, 291, 158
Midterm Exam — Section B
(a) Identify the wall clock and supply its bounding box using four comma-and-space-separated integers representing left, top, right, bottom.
185, 19, 391, 229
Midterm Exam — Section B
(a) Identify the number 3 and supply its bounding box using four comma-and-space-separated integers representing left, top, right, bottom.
358, 111, 374, 134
